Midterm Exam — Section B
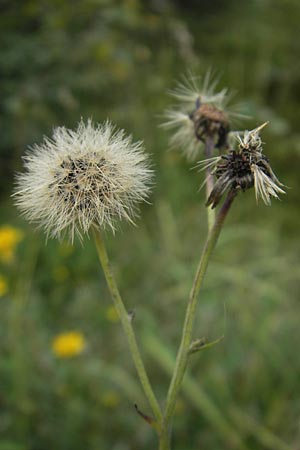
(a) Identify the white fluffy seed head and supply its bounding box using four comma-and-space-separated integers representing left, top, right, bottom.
14, 119, 153, 242
162, 72, 246, 160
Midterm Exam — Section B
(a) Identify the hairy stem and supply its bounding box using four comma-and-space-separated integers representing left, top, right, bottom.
204, 135, 216, 230
161, 189, 236, 444
93, 227, 162, 425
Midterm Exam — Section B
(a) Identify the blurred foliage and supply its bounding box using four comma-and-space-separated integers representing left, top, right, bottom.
1, 0, 300, 449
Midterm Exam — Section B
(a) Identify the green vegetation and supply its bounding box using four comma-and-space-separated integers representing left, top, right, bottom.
1, 1, 300, 449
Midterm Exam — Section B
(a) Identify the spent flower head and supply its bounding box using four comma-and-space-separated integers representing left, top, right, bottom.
202, 123, 285, 208
162, 71, 244, 160
14, 120, 152, 241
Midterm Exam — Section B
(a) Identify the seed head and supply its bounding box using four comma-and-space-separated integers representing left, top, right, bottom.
202, 123, 285, 208
14, 120, 152, 241
162, 72, 244, 160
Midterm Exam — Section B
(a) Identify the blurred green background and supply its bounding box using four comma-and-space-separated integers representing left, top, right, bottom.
1, 1, 300, 449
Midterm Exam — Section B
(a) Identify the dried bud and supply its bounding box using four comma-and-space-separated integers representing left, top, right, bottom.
202, 123, 285, 208
162, 72, 244, 160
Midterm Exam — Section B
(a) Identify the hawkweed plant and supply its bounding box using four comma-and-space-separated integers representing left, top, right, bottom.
14, 76, 285, 450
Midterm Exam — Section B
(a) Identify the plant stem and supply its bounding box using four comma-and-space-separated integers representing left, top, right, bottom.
161, 189, 236, 443
204, 135, 216, 230
92, 227, 162, 425
159, 428, 171, 450
146, 334, 248, 450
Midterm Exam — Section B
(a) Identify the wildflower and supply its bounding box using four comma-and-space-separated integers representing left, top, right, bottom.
52, 331, 86, 358
162, 72, 243, 160
14, 120, 152, 242
0, 225, 23, 263
0, 275, 8, 297
203, 123, 285, 208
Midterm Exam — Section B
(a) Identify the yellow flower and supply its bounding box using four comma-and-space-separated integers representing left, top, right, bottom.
52, 332, 86, 358
0, 275, 8, 297
105, 305, 119, 323
0, 225, 23, 263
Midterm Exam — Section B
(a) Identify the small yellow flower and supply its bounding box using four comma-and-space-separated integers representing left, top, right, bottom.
105, 305, 119, 323
0, 225, 23, 263
52, 332, 86, 358
101, 390, 120, 409
0, 275, 8, 297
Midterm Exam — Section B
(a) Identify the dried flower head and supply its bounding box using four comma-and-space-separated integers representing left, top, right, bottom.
202, 123, 285, 208
14, 120, 152, 241
162, 72, 244, 160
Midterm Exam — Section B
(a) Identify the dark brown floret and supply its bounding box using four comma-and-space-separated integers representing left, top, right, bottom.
189, 101, 230, 150
206, 147, 272, 209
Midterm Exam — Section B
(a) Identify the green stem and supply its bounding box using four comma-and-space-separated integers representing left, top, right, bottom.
146, 333, 248, 450
204, 135, 216, 231
92, 227, 162, 425
159, 428, 171, 450
162, 189, 236, 440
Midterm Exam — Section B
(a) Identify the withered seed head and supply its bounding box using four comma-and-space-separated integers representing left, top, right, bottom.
203, 123, 285, 208
162, 72, 244, 161
189, 100, 230, 149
